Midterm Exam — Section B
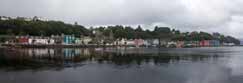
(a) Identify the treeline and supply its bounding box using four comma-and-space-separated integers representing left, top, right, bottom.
0, 19, 90, 37
92, 25, 240, 44
0, 18, 240, 45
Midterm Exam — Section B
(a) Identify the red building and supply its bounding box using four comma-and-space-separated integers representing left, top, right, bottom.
200, 40, 210, 47
17, 37, 29, 44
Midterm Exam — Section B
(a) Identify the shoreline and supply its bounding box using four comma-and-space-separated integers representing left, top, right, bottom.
1, 44, 136, 48
1, 44, 240, 48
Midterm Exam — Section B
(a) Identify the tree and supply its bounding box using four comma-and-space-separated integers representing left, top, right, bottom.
124, 26, 135, 39
0, 19, 90, 37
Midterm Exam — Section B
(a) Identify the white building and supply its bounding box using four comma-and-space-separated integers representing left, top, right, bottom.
33, 16, 48, 21
81, 37, 92, 45
0, 16, 10, 20
167, 41, 177, 47
223, 42, 235, 46
28, 37, 55, 44
117, 38, 126, 45
75, 38, 82, 45
126, 39, 135, 45
143, 39, 159, 46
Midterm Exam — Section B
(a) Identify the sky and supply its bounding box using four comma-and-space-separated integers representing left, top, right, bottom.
0, 0, 243, 39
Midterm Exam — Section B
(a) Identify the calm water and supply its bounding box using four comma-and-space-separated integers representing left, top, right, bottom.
0, 47, 243, 83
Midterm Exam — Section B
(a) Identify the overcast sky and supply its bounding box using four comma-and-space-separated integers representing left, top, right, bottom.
0, 0, 243, 39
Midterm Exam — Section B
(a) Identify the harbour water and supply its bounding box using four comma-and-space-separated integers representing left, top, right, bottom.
0, 47, 243, 83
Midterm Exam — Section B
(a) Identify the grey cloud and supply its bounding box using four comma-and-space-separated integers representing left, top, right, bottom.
0, 0, 243, 39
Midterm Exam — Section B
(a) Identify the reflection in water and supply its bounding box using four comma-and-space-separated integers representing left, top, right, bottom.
0, 47, 243, 83
0, 48, 93, 70
0, 48, 221, 71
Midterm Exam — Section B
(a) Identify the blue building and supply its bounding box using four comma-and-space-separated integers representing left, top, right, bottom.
63, 35, 75, 44
209, 40, 220, 46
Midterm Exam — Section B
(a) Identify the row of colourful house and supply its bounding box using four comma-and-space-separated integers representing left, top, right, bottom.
113, 38, 223, 48
4, 35, 235, 48
5, 35, 92, 45
6, 36, 149, 47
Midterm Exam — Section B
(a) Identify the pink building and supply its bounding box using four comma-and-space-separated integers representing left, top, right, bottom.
134, 39, 144, 47
176, 41, 184, 48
